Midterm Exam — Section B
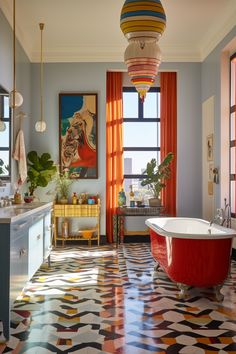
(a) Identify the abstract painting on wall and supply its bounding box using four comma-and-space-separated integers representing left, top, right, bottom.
59, 93, 98, 179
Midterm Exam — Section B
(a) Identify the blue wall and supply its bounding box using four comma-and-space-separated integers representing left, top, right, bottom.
0, 9, 31, 185
202, 25, 236, 208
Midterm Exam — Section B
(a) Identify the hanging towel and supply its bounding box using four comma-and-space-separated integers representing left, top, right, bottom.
13, 129, 27, 185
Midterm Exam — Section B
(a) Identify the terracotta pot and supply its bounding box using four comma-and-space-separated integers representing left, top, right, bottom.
149, 197, 161, 207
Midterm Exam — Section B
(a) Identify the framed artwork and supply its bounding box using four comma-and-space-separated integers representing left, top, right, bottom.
59, 93, 98, 179
207, 134, 213, 161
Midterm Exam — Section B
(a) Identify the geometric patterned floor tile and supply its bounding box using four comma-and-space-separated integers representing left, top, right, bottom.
1, 243, 236, 353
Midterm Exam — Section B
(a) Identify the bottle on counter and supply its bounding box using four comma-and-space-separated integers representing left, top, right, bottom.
14, 189, 22, 204
129, 185, 135, 207
72, 192, 77, 205
118, 188, 126, 207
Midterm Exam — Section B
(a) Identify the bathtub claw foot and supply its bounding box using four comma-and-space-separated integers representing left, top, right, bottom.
214, 284, 224, 302
177, 283, 189, 299
154, 262, 160, 271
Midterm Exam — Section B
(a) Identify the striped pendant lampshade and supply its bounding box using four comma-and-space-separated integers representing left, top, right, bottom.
125, 41, 161, 101
120, 0, 166, 100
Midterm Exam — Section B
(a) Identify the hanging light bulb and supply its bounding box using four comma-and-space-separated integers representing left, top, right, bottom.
9, 90, 23, 108
9, 0, 23, 109
35, 23, 46, 133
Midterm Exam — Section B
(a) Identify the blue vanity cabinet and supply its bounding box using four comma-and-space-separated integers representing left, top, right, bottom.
0, 202, 53, 341
0, 216, 31, 342
10, 217, 30, 302
0, 223, 11, 343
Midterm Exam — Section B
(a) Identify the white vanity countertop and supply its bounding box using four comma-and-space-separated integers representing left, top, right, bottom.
0, 202, 53, 223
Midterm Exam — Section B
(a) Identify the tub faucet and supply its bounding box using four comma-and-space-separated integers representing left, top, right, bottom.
209, 219, 214, 227
224, 198, 231, 228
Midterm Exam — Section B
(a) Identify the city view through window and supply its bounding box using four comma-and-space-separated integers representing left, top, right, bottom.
123, 87, 160, 204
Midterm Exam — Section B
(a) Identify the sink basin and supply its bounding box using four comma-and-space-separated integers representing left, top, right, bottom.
14, 208, 33, 213
12, 204, 35, 209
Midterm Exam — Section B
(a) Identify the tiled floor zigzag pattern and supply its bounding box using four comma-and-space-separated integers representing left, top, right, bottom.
0, 243, 236, 353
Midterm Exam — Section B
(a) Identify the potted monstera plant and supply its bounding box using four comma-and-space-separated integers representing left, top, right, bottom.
141, 152, 174, 207
27, 151, 57, 198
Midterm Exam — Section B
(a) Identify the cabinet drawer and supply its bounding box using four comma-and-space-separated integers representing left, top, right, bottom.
10, 231, 28, 305
54, 205, 65, 216
65, 205, 100, 217
11, 217, 31, 238
28, 218, 44, 280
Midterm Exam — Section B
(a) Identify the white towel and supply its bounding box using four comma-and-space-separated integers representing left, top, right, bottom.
13, 129, 27, 185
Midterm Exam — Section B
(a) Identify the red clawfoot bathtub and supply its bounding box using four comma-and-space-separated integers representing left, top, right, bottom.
145, 217, 236, 301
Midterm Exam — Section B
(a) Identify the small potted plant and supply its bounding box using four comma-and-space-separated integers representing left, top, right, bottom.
27, 151, 57, 198
141, 152, 174, 206
55, 170, 73, 204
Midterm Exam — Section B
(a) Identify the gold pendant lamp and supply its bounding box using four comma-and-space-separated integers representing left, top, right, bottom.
9, 0, 23, 109
35, 23, 46, 132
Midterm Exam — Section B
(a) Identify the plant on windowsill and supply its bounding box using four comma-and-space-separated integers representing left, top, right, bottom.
141, 152, 174, 207
27, 151, 57, 198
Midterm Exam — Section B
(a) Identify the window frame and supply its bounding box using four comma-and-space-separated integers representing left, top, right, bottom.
123, 86, 160, 180
0, 86, 11, 181
229, 52, 236, 218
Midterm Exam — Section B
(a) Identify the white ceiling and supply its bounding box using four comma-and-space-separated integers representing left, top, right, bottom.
0, 0, 236, 63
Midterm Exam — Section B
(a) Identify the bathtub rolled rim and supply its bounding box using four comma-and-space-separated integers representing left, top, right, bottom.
145, 217, 236, 239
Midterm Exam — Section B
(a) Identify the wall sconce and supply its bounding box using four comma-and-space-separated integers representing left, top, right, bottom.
35, 23, 46, 133
213, 167, 219, 184
9, 0, 23, 109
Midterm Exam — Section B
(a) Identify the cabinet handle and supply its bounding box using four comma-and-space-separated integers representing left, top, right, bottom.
19, 248, 27, 257
37, 234, 41, 240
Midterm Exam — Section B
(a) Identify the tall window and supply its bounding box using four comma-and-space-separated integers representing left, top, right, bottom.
230, 53, 236, 217
123, 87, 160, 199
0, 86, 11, 180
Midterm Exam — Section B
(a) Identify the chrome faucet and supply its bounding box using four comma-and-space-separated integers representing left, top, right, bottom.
209, 219, 214, 227
0, 196, 12, 207
224, 198, 231, 228
209, 199, 231, 229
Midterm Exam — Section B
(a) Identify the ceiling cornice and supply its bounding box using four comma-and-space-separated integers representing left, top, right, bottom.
31, 46, 126, 63
1, 1, 235, 64
0, 0, 32, 61
200, 8, 236, 61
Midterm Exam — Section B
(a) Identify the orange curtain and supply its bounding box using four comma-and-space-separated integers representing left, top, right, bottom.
106, 72, 123, 243
160, 72, 177, 216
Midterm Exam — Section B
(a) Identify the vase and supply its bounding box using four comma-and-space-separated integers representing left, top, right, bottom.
60, 197, 68, 204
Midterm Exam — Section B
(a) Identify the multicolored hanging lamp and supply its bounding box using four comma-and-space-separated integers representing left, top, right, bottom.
120, 0, 166, 101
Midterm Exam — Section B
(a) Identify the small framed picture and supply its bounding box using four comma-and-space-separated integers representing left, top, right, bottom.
208, 181, 213, 195
207, 134, 213, 161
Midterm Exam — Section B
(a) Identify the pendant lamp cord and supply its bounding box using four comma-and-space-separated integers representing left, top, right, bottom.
13, 0, 16, 112
39, 23, 44, 124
